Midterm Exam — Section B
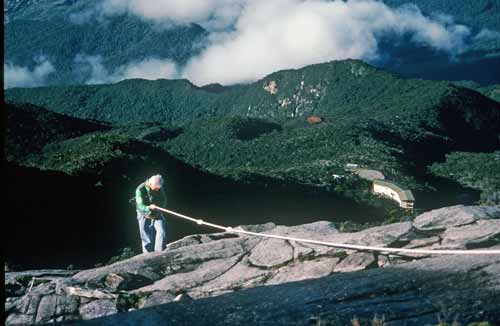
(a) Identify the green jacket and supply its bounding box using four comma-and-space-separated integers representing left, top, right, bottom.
135, 181, 167, 217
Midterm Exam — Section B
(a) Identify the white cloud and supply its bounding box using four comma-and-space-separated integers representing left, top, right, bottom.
473, 28, 500, 41
115, 58, 179, 80
4, 57, 55, 89
74, 55, 110, 84
74, 54, 179, 84
100, 0, 246, 30
69, 9, 103, 25
75, 0, 478, 87
181, 0, 471, 86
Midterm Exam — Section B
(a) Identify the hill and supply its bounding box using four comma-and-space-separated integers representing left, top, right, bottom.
453, 81, 500, 103
6, 60, 500, 201
6, 60, 500, 128
5, 102, 110, 163
430, 151, 500, 205
5, 62, 499, 272
5, 102, 181, 178
477, 84, 500, 102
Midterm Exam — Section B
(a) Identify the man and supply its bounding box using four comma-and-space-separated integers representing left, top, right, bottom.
135, 174, 167, 253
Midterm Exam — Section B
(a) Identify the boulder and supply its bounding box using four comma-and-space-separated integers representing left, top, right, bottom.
355, 221, 413, 246
104, 272, 153, 291
135, 254, 244, 294
404, 236, 441, 249
35, 295, 59, 323
139, 291, 176, 309
333, 252, 377, 273
265, 257, 339, 285
72, 237, 247, 286
31, 294, 79, 324
248, 238, 294, 268
188, 255, 273, 298
79, 299, 117, 320
234, 222, 277, 233
266, 221, 339, 257
413, 205, 500, 232
6, 313, 35, 326
165, 235, 202, 250
5, 270, 78, 284
440, 219, 500, 249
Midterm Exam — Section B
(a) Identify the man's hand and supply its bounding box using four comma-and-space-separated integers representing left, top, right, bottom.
149, 204, 158, 210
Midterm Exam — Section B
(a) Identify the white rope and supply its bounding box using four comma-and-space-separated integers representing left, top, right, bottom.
155, 206, 500, 255
25, 277, 54, 297
26, 277, 36, 295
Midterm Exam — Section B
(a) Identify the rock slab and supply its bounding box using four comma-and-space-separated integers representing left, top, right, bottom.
5, 205, 500, 325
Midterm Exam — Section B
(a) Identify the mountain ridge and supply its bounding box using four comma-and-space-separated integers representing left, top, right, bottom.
6, 60, 500, 201
7, 59, 498, 126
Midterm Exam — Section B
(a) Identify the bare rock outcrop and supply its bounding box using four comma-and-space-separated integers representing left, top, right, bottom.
5, 205, 500, 325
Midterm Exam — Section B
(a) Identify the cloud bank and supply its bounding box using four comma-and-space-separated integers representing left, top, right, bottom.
100, 0, 246, 30
182, 0, 471, 85
78, 0, 474, 86
473, 28, 500, 42
74, 55, 179, 84
4, 57, 55, 89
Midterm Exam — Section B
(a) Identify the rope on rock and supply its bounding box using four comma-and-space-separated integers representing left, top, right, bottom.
156, 206, 500, 255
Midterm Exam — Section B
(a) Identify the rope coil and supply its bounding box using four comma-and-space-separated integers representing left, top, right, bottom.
155, 206, 500, 255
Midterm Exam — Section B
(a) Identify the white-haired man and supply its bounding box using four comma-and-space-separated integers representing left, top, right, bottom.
135, 174, 167, 253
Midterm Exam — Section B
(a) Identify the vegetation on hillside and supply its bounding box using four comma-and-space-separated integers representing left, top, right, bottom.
478, 84, 500, 103
34, 131, 152, 175
6, 60, 499, 214
429, 151, 500, 204
6, 60, 500, 202
5, 102, 109, 162
161, 116, 410, 186
5, 105, 397, 209
7, 60, 500, 132
453, 81, 500, 103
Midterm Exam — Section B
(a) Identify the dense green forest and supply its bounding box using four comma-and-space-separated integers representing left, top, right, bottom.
453, 81, 500, 103
430, 151, 500, 204
478, 84, 500, 102
162, 116, 406, 182
5, 102, 110, 162
5, 103, 180, 180
7, 60, 499, 128
7, 61, 500, 161
4, 105, 401, 211
6, 58, 500, 207
7, 61, 500, 189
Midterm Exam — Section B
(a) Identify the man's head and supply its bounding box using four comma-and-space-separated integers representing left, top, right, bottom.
147, 174, 164, 191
